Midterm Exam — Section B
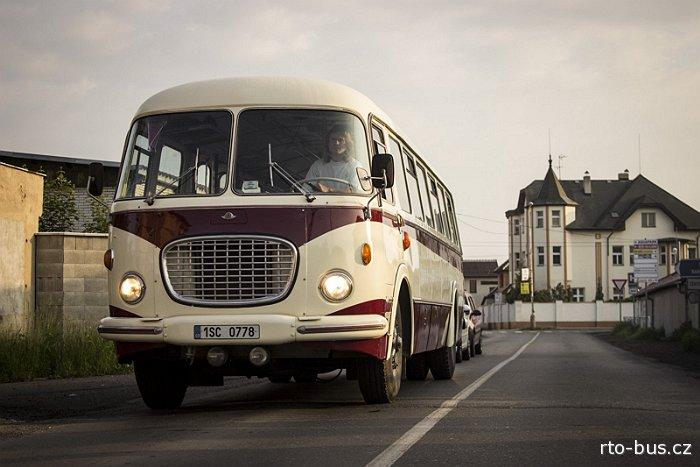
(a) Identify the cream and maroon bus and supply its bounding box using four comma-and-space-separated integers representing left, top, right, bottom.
91, 77, 464, 409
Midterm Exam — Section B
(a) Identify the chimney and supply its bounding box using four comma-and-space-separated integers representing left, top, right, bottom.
618, 169, 630, 181
583, 171, 591, 195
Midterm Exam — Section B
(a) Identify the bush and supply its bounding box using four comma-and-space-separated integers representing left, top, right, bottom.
680, 328, 700, 353
83, 195, 109, 233
612, 321, 638, 338
670, 321, 693, 341
0, 319, 130, 383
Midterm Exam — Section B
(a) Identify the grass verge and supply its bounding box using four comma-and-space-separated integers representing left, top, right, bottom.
0, 320, 131, 383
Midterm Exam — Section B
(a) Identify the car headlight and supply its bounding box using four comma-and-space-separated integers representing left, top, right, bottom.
119, 273, 145, 304
319, 270, 353, 302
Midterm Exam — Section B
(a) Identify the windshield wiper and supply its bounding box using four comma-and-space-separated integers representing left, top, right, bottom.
145, 165, 197, 206
268, 143, 315, 202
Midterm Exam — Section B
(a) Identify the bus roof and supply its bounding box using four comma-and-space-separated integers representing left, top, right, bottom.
137, 76, 395, 126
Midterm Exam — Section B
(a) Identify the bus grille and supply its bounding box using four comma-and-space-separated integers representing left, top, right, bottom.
161, 235, 297, 306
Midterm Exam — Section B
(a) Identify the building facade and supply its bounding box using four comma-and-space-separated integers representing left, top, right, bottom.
507, 161, 700, 301
462, 259, 499, 306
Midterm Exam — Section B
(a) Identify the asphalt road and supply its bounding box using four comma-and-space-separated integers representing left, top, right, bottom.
1, 331, 699, 466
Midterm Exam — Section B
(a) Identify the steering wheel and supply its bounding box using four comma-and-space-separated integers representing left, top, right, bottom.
293, 177, 356, 192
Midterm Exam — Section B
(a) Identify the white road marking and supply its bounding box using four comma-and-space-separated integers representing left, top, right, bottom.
515, 330, 522, 334
366, 332, 541, 467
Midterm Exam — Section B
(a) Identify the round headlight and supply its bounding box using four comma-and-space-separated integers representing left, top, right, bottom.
319, 270, 353, 302
119, 273, 145, 304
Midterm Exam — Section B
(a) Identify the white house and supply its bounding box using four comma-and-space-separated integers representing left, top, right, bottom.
506, 160, 700, 301
462, 259, 499, 306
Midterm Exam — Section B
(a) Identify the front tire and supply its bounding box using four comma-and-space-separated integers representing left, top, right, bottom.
134, 359, 188, 410
456, 340, 464, 363
358, 307, 404, 404
428, 344, 456, 380
475, 340, 482, 355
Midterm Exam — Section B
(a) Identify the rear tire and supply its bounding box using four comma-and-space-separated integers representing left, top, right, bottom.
475, 341, 482, 355
456, 340, 463, 363
406, 353, 429, 380
469, 337, 476, 358
134, 359, 188, 410
428, 344, 456, 380
462, 341, 471, 361
358, 308, 404, 404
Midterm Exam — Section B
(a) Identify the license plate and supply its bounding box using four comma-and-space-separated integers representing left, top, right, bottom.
194, 325, 260, 340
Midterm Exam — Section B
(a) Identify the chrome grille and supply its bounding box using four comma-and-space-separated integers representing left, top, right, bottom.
162, 235, 297, 306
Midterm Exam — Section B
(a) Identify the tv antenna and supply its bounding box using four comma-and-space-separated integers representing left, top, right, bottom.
556, 154, 567, 178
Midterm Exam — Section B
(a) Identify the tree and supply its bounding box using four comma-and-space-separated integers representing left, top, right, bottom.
39, 170, 78, 232
83, 195, 109, 233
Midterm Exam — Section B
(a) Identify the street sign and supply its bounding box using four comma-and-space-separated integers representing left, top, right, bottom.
520, 282, 530, 295
633, 240, 659, 281
678, 259, 700, 278
612, 279, 627, 291
627, 272, 636, 286
688, 277, 700, 291
521, 268, 530, 282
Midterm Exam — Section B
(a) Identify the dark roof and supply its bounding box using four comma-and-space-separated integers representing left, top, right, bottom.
462, 260, 499, 277
507, 167, 700, 231
632, 272, 681, 298
494, 259, 509, 273
531, 165, 578, 206
0, 150, 120, 168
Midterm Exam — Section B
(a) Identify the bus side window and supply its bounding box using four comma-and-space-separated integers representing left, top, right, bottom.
387, 135, 411, 213
438, 184, 451, 241
416, 163, 433, 228
428, 176, 445, 234
404, 151, 424, 220
446, 192, 461, 248
371, 124, 394, 204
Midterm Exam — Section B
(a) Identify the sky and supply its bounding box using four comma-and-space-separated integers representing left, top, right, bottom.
1, 0, 699, 262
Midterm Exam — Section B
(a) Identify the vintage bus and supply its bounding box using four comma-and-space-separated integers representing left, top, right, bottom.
91, 77, 464, 409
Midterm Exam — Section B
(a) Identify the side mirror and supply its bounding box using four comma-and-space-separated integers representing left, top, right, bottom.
472, 310, 482, 317
371, 153, 394, 189
88, 162, 104, 197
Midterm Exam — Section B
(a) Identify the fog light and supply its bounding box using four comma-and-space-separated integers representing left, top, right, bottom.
319, 270, 353, 302
249, 346, 270, 367
119, 273, 145, 304
207, 347, 228, 367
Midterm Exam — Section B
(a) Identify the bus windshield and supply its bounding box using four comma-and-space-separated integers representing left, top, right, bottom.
234, 109, 370, 195
117, 111, 232, 200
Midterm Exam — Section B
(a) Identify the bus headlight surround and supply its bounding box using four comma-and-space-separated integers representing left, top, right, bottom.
319, 270, 353, 302
119, 272, 145, 304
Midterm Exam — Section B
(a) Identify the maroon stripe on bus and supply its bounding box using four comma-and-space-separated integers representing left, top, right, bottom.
330, 299, 391, 316
112, 206, 461, 267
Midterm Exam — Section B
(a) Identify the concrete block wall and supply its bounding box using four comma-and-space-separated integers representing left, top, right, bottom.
35, 232, 109, 325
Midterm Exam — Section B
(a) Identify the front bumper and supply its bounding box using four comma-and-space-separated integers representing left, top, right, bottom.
97, 314, 388, 346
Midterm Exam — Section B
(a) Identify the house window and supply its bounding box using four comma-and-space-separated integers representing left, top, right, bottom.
612, 246, 624, 266
671, 247, 678, 265
536, 210, 544, 228
514, 252, 521, 269
551, 210, 561, 228
469, 279, 477, 294
572, 288, 585, 302
514, 218, 520, 235
659, 245, 667, 265
690, 246, 697, 260
552, 246, 562, 266
537, 246, 545, 266
641, 212, 656, 228
630, 252, 635, 265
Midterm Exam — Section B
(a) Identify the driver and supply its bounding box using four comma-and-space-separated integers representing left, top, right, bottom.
305, 124, 364, 193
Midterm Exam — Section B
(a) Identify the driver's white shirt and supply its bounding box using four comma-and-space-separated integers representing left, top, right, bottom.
306, 158, 365, 192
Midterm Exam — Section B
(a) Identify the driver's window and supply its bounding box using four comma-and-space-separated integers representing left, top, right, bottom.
371, 124, 394, 204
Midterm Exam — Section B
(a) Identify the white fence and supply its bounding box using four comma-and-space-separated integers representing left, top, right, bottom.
482, 300, 633, 329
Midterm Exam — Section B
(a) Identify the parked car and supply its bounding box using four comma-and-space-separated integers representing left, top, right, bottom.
457, 294, 483, 362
